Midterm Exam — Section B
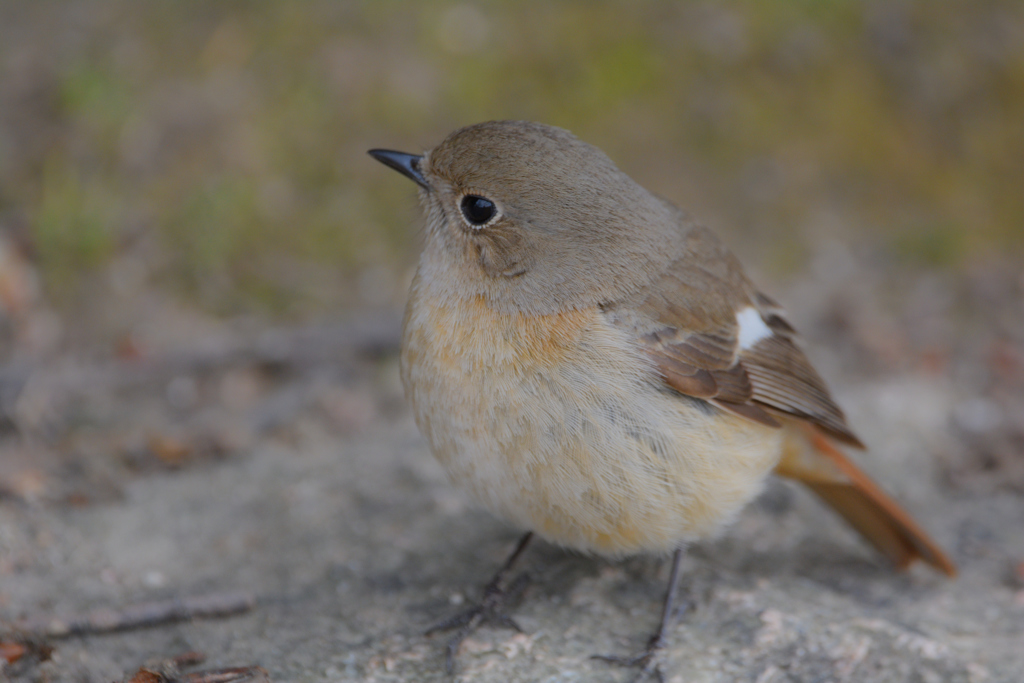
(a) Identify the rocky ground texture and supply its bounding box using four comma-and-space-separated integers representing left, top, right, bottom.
1, 249, 1024, 683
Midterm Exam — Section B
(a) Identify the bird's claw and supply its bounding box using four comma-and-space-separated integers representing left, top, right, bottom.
426, 572, 530, 673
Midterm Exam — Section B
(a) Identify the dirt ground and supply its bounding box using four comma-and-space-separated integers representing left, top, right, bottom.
1, 3, 1023, 681
2, 246, 1024, 683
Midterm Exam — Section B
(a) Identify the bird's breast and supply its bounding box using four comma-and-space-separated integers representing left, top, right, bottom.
400, 278, 781, 555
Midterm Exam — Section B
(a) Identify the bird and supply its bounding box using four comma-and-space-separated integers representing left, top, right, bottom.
368, 120, 956, 679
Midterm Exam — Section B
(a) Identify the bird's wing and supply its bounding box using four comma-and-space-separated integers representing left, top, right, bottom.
602, 224, 956, 576
606, 224, 862, 446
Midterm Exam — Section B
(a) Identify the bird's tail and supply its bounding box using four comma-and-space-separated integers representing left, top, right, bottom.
774, 423, 957, 577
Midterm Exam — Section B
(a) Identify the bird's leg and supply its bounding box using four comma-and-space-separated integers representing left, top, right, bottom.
593, 547, 687, 683
426, 531, 534, 673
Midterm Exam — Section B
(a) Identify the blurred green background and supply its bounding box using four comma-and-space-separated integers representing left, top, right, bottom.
0, 0, 1022, 323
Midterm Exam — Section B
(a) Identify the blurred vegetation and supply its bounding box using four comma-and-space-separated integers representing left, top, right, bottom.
0, 0, 1021, 315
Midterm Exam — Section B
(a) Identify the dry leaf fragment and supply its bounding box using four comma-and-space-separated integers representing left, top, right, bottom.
0, 641, 26, 664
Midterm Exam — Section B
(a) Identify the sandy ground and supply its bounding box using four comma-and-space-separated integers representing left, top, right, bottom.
2, 251, 1024, 682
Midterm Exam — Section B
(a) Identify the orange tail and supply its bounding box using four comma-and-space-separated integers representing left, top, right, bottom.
775, 424, 957, 577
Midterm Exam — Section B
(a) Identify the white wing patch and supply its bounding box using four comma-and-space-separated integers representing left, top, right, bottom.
736, 306, 773, 350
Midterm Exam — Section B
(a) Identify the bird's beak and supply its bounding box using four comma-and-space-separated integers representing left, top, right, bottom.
367, 149, 430, 190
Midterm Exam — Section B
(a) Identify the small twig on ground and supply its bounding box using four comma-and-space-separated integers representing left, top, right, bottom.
178, 667, 272, 683
14, 592, 256, 638
170, 652, 208, 668
126, 665, 271, 683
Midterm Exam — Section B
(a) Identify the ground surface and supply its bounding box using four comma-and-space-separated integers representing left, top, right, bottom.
2, 251, 1024, 683
1, 4, 1023, 681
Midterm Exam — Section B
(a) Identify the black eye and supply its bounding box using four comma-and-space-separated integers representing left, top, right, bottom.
460, 195, 497, 226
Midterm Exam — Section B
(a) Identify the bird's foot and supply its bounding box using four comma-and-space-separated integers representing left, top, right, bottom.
426, 572, 530, 673
592, 632, 667, 683
592, 554, 689, 683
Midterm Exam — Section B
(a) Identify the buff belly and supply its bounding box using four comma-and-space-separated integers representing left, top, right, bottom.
401, 286, 783, 556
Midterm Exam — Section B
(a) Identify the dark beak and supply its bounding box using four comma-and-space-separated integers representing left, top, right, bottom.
367, 149, 430, 190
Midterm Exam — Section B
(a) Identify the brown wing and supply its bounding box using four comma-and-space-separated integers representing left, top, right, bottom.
608, 225, 862, 446
605, 224, 955, 576
741, 293, 864, 447
640, 325, 782, 428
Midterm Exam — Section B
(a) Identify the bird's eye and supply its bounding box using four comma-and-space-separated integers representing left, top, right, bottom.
460, 195, 497, 227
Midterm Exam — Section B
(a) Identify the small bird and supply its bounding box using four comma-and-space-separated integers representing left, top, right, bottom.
369, 121, 956, 679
